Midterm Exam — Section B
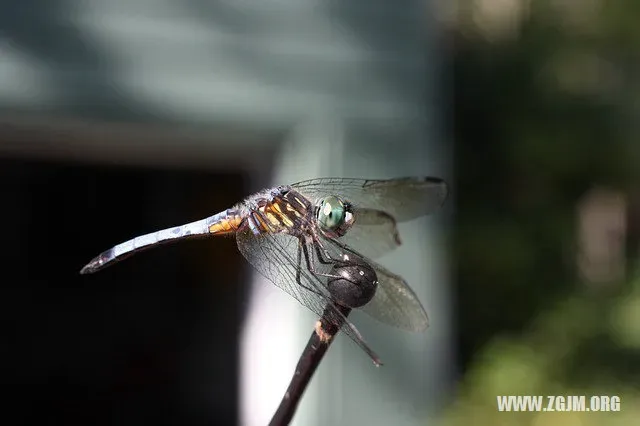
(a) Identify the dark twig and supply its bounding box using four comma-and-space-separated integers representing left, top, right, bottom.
268, 304, 351, 426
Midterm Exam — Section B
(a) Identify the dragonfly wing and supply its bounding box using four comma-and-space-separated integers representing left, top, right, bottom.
338, 208, 402, 259
319, 235, 429, 332
235, 225, 382, 364
292, 177, 448, 222
359, 259, 429, 331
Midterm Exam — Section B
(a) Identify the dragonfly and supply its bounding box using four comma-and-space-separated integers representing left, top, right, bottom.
80, 177, 448, 364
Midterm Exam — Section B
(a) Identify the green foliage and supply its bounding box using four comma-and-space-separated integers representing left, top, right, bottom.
445, 0, 640, 424
439, 277, 640, 425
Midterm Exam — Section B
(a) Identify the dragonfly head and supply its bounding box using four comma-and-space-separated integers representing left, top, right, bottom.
315, 195, 354, 237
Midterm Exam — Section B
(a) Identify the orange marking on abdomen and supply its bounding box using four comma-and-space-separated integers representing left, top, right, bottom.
208, 216, 242, 235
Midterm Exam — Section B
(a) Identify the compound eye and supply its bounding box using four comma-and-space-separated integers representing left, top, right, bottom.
317, 196, 346, 231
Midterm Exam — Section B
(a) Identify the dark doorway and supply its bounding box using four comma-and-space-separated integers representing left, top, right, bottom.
3, 156, 249, 426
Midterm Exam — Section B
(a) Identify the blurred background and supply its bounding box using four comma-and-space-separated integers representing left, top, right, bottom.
3, 0, 639, 425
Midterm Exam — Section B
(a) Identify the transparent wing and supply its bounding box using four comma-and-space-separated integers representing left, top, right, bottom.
320, 235, 429, 332
359, 258, 429, 331
235, 225, 382, 364
291, 177, 448, 222
339, 208, 402, 259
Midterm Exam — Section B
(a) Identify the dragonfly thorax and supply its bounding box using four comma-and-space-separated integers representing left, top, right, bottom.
244, 188, 317, 237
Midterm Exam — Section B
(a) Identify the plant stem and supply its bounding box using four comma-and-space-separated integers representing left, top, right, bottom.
268, 304, 351, 426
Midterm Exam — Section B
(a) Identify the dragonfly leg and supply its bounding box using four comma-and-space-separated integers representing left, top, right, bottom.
302, 243, 342, 280
312, 234, 353, 264
294, 239, 325, 296
314, 233, 363, 263
313, 242, 334, 265
252, 209, 340, 290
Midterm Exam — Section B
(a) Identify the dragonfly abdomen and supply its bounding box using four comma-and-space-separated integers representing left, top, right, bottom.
80, 210, 241, 274
206, 209, 242, 235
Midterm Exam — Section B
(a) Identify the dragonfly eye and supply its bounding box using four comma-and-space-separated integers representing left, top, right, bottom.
317, 196, 346, 231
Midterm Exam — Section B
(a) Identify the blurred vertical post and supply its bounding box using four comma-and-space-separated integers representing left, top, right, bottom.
240, 1, 453, 423
240, 116, 347, 426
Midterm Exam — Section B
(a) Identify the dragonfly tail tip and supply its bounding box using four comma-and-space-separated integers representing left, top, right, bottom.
79, 262, 99, 275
